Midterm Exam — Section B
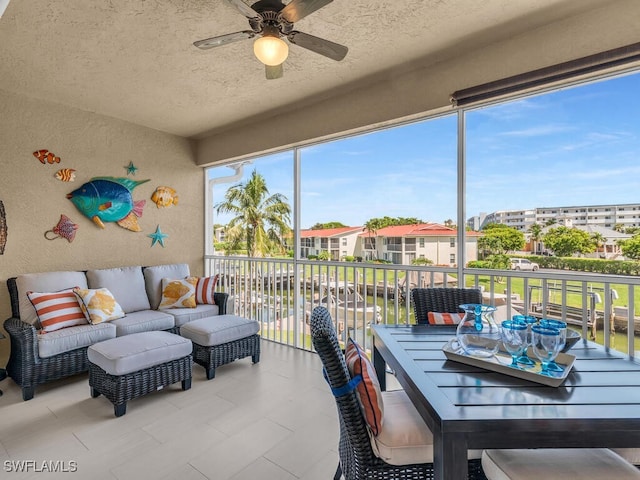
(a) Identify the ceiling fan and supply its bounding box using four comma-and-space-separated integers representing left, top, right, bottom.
193, 0, 348, 79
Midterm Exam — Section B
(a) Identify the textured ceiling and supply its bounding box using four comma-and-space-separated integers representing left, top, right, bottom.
0, 0, 608, 139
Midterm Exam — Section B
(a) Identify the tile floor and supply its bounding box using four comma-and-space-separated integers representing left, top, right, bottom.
0, 341, 347, 480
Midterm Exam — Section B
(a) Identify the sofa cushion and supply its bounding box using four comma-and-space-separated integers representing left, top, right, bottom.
87, 266, 150, 313
110, 310, 175, 336
195, 275, 219, 305
159, 277, 197, 309
164, 304, 219, 328
38, 322, 117, 358
27, 289, 88, 332
87, 331, 192, 376
143, 263, 190, 310
73, 287, 125, 324
16, 271, 88, 325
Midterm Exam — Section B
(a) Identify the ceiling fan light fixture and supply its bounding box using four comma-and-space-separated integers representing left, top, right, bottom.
253, 34, 289, 66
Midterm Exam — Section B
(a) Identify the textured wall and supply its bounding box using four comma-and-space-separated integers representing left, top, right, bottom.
0, 89, 204, 327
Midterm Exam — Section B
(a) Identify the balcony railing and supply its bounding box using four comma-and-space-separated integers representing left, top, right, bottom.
205, 255, 640, 358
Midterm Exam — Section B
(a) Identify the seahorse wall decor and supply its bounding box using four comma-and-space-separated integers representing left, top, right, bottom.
0, 200, 7, 254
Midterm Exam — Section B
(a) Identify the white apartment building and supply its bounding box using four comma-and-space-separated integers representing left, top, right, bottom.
468, 203, 640, 231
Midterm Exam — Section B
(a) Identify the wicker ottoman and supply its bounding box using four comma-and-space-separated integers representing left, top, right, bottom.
180, 315, 260, 380
88, 331, 192, 417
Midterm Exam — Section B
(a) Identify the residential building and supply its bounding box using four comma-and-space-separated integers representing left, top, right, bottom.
471, 203, 640, 232
299, 227, 363, 260
357, 223, 480, 266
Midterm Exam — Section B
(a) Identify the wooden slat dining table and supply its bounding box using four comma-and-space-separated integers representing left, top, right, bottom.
371, 324, 640, 480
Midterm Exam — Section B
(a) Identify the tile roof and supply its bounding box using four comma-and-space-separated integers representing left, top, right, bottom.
300, 226, 363, 238
359, 223, 481, 237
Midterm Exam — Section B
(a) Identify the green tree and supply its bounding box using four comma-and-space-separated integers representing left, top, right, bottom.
215, 169, 291, 257
310, 221, 346, 230
619, 236, 640, 260
364, 216, 423, 229
477, 224, 525, 258
411, 257, 434, 265
542, 227, 595, 257
528, 223, 543, 254
590, 232, 607, 254
317, 250, 331, 261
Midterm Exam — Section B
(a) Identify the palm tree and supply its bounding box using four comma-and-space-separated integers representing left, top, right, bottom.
528, 223, 543, 254
590, 232, 607, 255
215, 169, 291, 257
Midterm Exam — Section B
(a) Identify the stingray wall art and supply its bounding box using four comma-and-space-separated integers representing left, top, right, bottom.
0, 200, 6, 254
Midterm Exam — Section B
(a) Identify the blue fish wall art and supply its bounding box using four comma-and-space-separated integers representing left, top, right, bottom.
67, 177, 149, 232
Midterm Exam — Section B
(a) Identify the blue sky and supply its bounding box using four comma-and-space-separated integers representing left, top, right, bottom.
209, 71, 640, 229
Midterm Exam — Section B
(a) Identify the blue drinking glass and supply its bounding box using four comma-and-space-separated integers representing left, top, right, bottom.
531, 325, 562, 376
512, 315, 537, 367
500, 320, 529, 369
540, 319, 567, 372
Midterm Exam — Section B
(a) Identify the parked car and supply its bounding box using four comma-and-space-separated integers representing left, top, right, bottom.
510, 258, 539, 271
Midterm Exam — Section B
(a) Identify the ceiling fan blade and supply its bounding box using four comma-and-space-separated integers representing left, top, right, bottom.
287, 31, 348, 61
280, 0, 333, 23
265, 63, 284, 80
225, 0, 260, 19
193, 31, 255, 49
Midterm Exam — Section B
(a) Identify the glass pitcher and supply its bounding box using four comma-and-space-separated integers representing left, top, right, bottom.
456, 304, 500, 358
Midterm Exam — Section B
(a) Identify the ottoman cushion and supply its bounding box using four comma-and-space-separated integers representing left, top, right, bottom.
181, 315, 259, 346
88, 331, 192, 376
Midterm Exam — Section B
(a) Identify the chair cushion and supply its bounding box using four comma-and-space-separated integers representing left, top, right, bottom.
87, 331, 192, 375
345, 338, 384, 436
180, 315, 259, 346
86, 266, 150, 313
612, 448, 640, 466
143, 263, 190, 310
110, 310, 175, 336
38, 322, 117, 358
370, 390, 432, 465
371, 390, 481, 465
195, 275, 219, 304
27, 289, 88, 332
164, 304, 219, 328
427, 312, 464, 325
159, 277, 197, 309
481, 448, 640, 480
16, 271, 88, 325
73, 287, 125, 324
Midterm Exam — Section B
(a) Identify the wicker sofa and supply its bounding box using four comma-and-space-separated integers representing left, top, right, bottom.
4, 263, 228, 401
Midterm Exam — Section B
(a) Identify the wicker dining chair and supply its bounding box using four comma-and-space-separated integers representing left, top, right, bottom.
411, 287, 482, 325
310, 306, 487, 480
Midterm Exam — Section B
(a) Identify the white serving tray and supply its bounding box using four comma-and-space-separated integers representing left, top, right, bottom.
442, 339, 575, 387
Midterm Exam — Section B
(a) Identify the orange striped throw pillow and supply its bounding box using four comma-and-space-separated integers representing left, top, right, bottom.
27, 288, 87, 333
345, 338, 384, 436
427, 312, 465, 325
194, 275, 219, 305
